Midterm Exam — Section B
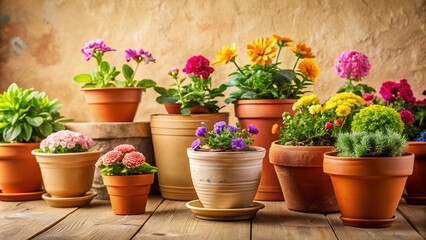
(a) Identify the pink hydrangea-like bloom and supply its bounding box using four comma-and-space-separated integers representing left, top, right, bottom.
335, 50, 371, 79
122, 151, 146, 169
182, 55, 214, 79
40, 130, 94, 153
379, 81, 399, 101
399, 110, 415, 125
114, 144, 136, 153
398, 79, 416, 103
101, 150, 123, 166
80, 39, 116, 61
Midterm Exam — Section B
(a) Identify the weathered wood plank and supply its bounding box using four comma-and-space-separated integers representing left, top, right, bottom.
32, 196, 163, 240
0, 200, 77, 239
327, 210, 424, 240
397, 200, 426, 239
252, 201, 337, 240
134, 200, 250, 239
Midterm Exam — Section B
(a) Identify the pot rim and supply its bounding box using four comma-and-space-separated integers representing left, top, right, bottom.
233, 99, 297, 105
80, 87, 145, 91
0, 142, 40, 147
187, 146, 266, 154
270, 140, 335, 150
31, 149, 104, 156
324, 151, 414, 159
407, 141, 426, 146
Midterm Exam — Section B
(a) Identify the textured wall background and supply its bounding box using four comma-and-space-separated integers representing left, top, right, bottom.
0, 0, 425, 123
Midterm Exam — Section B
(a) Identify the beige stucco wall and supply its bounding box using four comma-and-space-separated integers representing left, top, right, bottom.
0, 0, 425, 124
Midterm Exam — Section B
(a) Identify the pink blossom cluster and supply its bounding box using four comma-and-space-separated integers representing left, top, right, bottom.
335, 50, 371, 79
40, 130, 94, 153
96, 144, 146, 169
379, 79, 417, 103
399, 109, 415, 125
80, 39, 116, 61
182, 55, 214, 79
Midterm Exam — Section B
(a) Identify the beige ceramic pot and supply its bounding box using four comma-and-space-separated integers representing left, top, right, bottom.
150, 113, 229, 201
187, 147, 266, 209
32, 150, 103, 198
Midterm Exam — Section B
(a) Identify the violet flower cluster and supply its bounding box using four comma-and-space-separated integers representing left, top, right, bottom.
81, 39, 116, 61
335, 50, 371, 80
191, 121, 258, 151
124, 49, 156, 64
39, 130, 94, 153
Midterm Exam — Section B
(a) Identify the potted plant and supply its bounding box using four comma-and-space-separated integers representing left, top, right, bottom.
377, 79, 426, 204
151, 55, 229, 201
73, 39, 157, 122
269, 92, 365, 213
96, 144, 158, 215
323, 105, 415, 228
0, 83, 66, 200
213, 35, 320, 200
187, 121, 265, 212
32, 130, 102, 207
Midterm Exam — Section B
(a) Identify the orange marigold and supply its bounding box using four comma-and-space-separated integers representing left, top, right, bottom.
212, 43, 238, 66
272, 34, 293, 47
292, 43, 315, 59
297, 59, 320, 82
272, 124, 280, 134
246, 37, 277, 66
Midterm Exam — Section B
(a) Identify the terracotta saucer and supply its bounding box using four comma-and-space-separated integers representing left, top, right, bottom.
0, 190, 45, 201
404, 196, 426, 205
186, 200, 265, 221
340, 215, 396, 228
42, 191, 97, 208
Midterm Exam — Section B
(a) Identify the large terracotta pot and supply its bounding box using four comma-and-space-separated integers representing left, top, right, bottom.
234, 99, 296, 200
0, 143, 43, 193
405, 141, 426, 204
164, 104, 210, 114
269, 142, 338, 213
150, 113, 229, 200
32, 150, 103, 198
187, 147, 265, 209
323, 151, 414, 228
81, 87, 144, 122
103, 174, 154, 215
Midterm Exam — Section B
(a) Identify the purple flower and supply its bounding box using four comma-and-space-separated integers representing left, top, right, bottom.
227, 125, 238, 133
231, 138, 246, 151
125, 49, 144, 62
182, 55, 214, 79
191, 139, 201, 150
399, 110, 415, 125
335, 50, 371, 79
195, 126, 207, 137
213, 121, 226, 135
80, 39, 115, 61
142, 51, 156, 64
247, 124, 259, 135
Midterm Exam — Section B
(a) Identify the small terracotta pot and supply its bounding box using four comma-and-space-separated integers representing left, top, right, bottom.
405, 141, 426, 204
269, 142, 338, 213
0, 143, 43, 193
32, 150, 103, 198
234, 99, 296, 201
81, 87, 144, 122
102, 174, 154, 215
323, 151, 414, 228
187, 147, 266, 209
164, 104, 210, 114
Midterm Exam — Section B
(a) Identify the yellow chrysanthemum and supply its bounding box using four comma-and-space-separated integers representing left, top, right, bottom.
212, 43, 238, 66
246, 37, 277, 66
335, 105, 352, 117
272, 34, 293, 47
297, 59, 320, 82
309, 104, 323, 115
292, 43, 315, 59
324, 92, 365, 110
292, 94, 319, 110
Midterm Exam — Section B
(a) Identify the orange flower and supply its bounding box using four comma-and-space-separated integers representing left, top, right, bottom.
297, 59, 320, 82
292, 43, 315, 59
272, 124, 280, 134
212, 43, 238, 66
246, 37, 277, 66
272, 34, 293, 47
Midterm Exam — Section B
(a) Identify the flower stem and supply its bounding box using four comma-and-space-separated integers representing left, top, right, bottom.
130, 62, 140, 86
275, 46, 283, 64
232, 59, 246, 77
292, 57, 300, 72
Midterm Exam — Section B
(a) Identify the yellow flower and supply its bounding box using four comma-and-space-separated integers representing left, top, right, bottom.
297, 59, 320, 82
246, 37, 277, 66
335, 105, 352, 117
292, 43, 315, 59
309, 104, 323, 114
212, 43, 238, 66
292, 94, 319, 110
272, 34, 293, 46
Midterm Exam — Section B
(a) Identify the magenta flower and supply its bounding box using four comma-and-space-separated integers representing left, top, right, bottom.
379, 81, 399, 101
231, 138, 246, 151
182, 55, 214, 79
122, 151, 146, 169
80, 39, 115, 61
399, 110, 415, 125
335, 50, 371, 79
363, 93, 375, 102
125, 49, 156, 64
101, 150, 123, 166
398, 79, 416, 103
114, 144, 136, 153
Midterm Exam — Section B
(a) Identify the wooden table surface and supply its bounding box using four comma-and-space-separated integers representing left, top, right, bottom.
0, 196, 425, 240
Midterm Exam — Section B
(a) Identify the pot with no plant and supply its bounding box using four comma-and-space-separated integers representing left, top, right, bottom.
0, 83, 66, 200
324, 105, 414, 228
96, 144, 158, 215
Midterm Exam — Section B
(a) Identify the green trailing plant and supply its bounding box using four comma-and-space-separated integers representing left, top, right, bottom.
0, 83, 66, 143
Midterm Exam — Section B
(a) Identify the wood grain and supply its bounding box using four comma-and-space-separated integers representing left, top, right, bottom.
398, 200, 426, 239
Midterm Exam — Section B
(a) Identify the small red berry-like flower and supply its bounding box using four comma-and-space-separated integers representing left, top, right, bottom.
272, 124, 280, 134
334, 119, 343, 126
325, 122, 333, 130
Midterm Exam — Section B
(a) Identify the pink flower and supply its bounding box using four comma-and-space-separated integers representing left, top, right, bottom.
80, 39, 115, 61
182, 55, 214, 79
40, 130, 94, 153
363, 93, 375, 102
122, 152, 146, 169
334, 119, 343, 126
398, 79, 416, 103
101, 150, 123, 166
325, 122, 333, 130
379, 81, 399, 101
335, 50, 371, 79
114, 144, 136, 153
399, 110, 415, 125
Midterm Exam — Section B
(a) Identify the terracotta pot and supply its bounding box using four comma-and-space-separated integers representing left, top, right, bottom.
234, 99, 296, 201
405, 141, 426, 204
150, 113, 229, 200
0, 143, 43, 193
102, 174, 154, 215
164, 104, 210, 114
323, 151, 414, 228
32, 150, 103, 198
187, 147, 265, 209
269, 142, 338, 213
81, 87, 144, 122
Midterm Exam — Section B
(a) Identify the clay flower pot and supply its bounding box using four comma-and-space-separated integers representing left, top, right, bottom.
404, 141, 426, 204
81, 87, 144, 122
323, 151, 414, 228
187, 147, 266, 209
269, 142, 338, 213
164, 104, 210, 114
234, 99, 296, 201
102, 174, 155, 215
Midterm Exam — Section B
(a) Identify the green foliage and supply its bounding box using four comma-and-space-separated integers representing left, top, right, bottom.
99, 162, 158, 176
337, 78, 376, 97
335, 131, 407, 157
0, 83, 66, 143
351, 105, 404, 133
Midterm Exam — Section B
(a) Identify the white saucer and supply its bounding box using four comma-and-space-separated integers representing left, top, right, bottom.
42, 191, 97, 208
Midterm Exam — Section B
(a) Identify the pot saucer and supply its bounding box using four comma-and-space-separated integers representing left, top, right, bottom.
186, 200, 265, 221
42, 191, 97, 208
340, 215, 396, 228
0, 190, 45, 201
404, 196, 426, 205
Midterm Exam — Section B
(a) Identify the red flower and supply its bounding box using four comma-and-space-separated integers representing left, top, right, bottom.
325, 122, 333, 130
334, 119, 343, 126
182, 55, 214, 79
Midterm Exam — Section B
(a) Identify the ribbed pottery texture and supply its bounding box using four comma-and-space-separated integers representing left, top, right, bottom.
187, 147, 265, 209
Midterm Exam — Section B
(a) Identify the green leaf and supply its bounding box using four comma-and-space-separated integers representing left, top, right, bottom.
122, 64, 134, 81
22, 122, 32, 142
114, 80, 125, 87
25, 116, 43, 127
74, 74, 92, 83
181, 108, 191, 115
39, 122, 52, 137
100, 61, 111, 73
156, 96, 179, 104
154, 86, 168, 95
3, 125, 21, 142
273, 70, 293, 85
137, 79, 157, 88
240, 91, 256, 99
